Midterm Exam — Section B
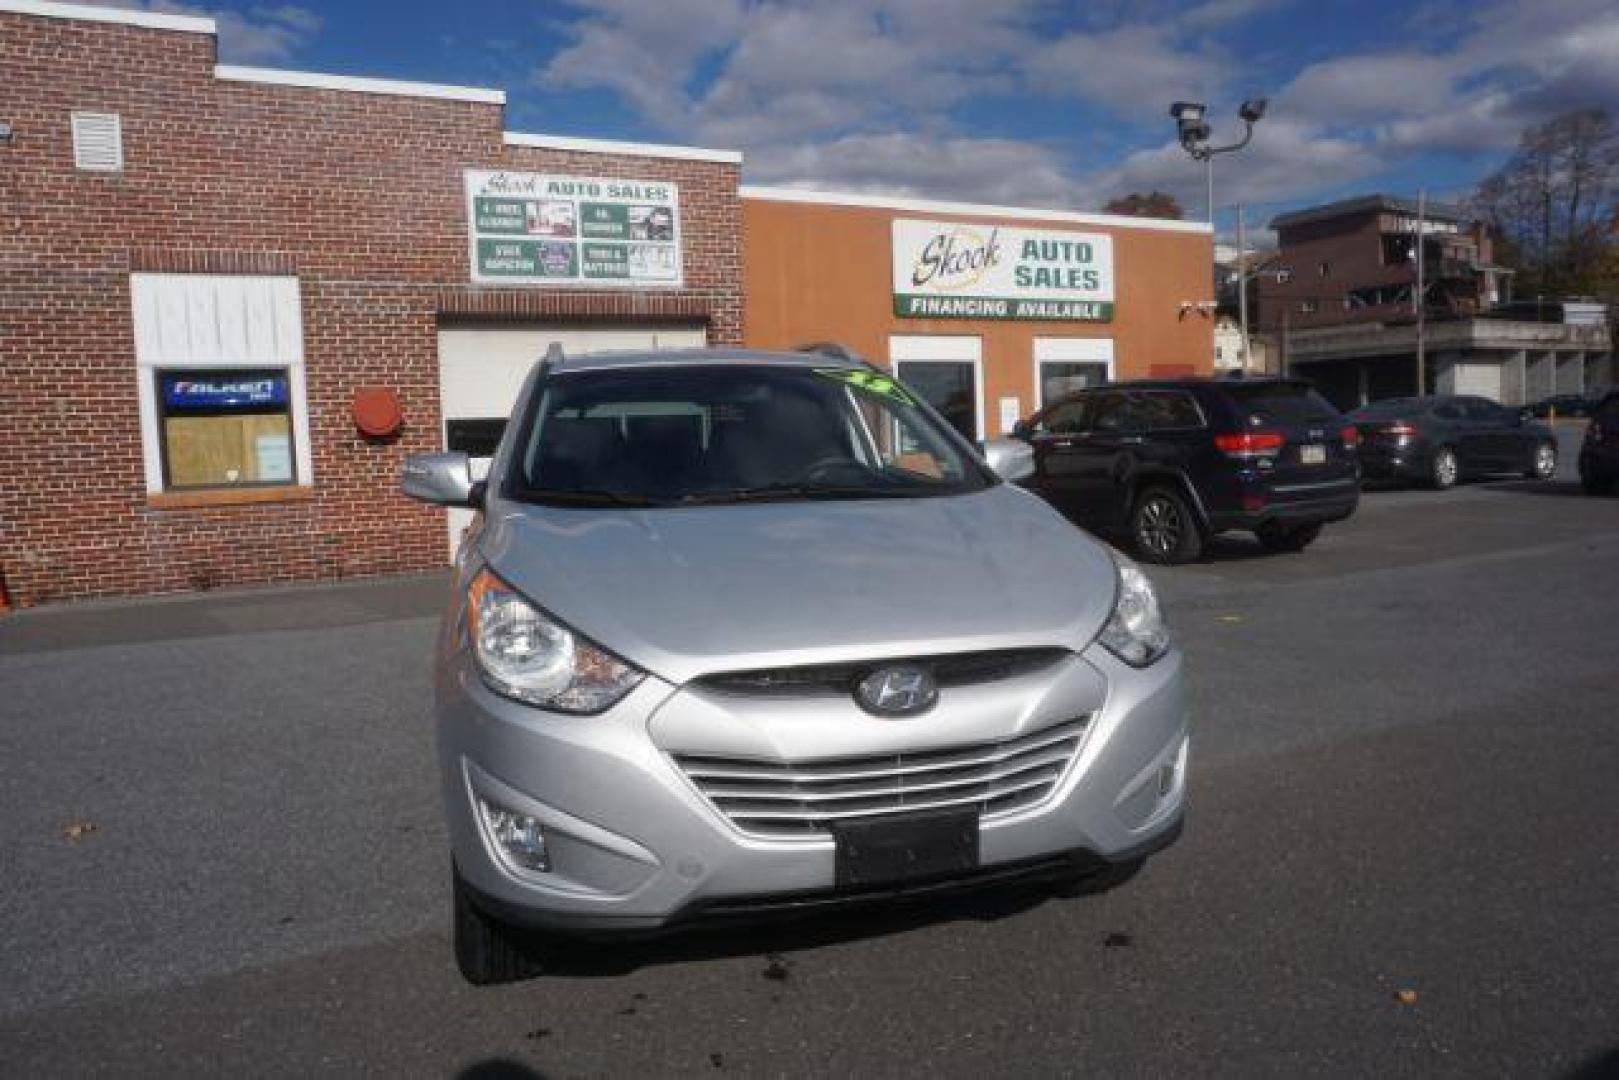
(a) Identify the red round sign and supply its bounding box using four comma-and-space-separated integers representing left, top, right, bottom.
352, 387, 403, 438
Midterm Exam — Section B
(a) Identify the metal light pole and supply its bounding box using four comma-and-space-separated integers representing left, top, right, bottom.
1170, 98, 1268, 226
1237, 203, 1250, 371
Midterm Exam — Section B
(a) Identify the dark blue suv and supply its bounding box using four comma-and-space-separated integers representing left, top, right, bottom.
1013, 378, 1361, 563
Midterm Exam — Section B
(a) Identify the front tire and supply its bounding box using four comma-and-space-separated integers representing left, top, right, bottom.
1527, 441, 1557, 480
453, 864, 550, 985
1430, 446, 1459, 490
1256, 521, 1323, 553
1129, 487, 1203, 565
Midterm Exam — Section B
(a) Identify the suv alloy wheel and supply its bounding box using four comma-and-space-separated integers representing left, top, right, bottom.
1131, 487, 1203, 564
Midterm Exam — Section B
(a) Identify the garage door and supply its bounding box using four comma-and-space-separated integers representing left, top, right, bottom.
437, 324, 706, 555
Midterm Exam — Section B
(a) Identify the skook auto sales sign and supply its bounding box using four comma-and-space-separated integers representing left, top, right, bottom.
892, 219, 1115, 321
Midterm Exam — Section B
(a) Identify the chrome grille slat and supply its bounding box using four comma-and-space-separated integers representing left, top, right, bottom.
699, 746, 1073, 804
677, 721, 1085, 784
720, 774, 1060, 824
673, 717, 1089, 839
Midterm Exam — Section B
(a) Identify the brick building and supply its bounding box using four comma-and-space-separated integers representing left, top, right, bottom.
0, 0, 1211, 606
743, 189, 1214, 441
1, 1, 741, 605
1254, 194, 1611, 408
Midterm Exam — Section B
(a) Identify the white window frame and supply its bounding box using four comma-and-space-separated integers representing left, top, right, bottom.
129, 274, 313, 494
1032, 337, 1115, 408
887, 334, 985, 442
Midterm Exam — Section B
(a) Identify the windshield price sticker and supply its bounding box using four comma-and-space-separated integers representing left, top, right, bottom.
816, 368, 915, 406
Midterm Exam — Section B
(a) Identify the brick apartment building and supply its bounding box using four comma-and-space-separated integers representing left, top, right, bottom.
1255, 195, 1611, 408
0, 0, 1211, 606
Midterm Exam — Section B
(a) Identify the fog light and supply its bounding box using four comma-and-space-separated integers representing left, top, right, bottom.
1158, 762, 1177, 796
477, 796, 550, 873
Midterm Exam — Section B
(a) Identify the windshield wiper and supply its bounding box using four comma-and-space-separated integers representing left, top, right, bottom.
678, 483, 928, 505
525, 488, 663, 507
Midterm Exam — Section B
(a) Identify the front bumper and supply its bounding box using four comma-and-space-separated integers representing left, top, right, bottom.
438, 645, 1190, 934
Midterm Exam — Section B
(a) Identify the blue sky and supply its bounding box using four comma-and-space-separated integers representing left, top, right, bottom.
110, 0, 1619, 240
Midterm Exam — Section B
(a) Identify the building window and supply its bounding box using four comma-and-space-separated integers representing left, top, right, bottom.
130, 274, 312, 496
1275, 267, 1293, 284
1318, 261, 1330, 278
1033, 337, 1114, 408
1299, 299, 1318, 314
155, 370, 297, 488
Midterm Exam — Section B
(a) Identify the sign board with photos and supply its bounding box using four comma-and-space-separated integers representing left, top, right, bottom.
465, 170, 683, 287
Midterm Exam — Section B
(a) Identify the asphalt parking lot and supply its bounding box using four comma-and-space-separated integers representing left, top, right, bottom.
3, 438, 1616, 1077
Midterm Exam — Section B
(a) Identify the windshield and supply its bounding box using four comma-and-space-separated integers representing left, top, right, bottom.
1225, 382, 1341, 426
508, 364, 994, 507
1348, 398, 1422, 420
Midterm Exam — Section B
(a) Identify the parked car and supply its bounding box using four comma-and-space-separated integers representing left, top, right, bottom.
402, 348, 1188, 984
1012, 378, 1359, 563
1348, 395, 1558, 489
1528, 392, 1598, 419
1579, 390, 1619, 495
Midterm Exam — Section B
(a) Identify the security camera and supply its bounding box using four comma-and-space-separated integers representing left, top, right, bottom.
1238, 98, 1268, 123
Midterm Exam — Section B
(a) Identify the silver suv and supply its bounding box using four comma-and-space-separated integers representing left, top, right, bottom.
402, 347, 1188, 984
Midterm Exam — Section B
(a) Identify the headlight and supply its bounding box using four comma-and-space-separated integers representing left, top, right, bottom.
1098, 552, 1171, 667
466, 568, 645, 713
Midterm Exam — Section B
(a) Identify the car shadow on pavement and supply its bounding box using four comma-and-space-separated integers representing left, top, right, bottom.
530, 881, 1074, 979
458, 1059, 550, 1080
1479, 480, 1591, 498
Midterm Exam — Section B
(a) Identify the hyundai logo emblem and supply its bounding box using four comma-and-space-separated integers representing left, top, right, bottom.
854, 664, 938, 717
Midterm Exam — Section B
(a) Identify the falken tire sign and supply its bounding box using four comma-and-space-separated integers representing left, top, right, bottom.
892, 218, 1115, 321
466, 170, 682, 288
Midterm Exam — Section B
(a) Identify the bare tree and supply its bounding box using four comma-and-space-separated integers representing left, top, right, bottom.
1471, 109, 1619, 298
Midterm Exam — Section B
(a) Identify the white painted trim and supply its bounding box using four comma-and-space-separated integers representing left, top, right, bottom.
216, 65, 505, 105
889, 335, 986, 443
742, 185, 1213, 235
503, 131, 742, 165
1032, 337, 1116, 408
0, 0, 214, 33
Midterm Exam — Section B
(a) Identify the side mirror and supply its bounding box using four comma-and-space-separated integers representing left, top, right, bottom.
402, 451, 480, 508
981, 438, 1036, 484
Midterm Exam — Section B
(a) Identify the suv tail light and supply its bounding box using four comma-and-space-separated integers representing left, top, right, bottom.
1383, 421, 1418, 440
1340, 425, 1360, 449
1214, 431, 1285, 458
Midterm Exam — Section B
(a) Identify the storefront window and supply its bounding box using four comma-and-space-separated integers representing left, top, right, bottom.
893, 360, 979, 442
156, 370, 296, 489
1040, 361, 1110, 405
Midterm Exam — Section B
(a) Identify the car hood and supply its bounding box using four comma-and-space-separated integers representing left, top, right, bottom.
477, 485, 1118, 685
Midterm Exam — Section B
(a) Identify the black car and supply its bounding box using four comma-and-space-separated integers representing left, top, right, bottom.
1348, 395, 1558, 489
1528, 393, 1598, 419
1013, 378, 1360, 564
1578, 390, 1619, 495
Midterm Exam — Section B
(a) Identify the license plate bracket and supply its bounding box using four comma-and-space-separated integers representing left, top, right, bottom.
833, 808, 980, 888
1300, 443, 1326, 465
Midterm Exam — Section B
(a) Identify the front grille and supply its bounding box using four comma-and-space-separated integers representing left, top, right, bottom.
673, 718, 1088, 839
695, 648, 1070, 698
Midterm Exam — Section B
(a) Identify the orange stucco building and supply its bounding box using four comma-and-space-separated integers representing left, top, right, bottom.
743, 188, 1215, 441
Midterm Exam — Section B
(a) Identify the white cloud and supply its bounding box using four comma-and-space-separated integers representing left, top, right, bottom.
752, 132, 1081, 209
81, 0, 323, 62
1025, 25, 1229, 116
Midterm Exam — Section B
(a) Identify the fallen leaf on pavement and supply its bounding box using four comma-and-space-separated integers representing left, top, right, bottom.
63, 820, 98, 840
1217, 615, 1243, 624
1394, 989, 1418, 1005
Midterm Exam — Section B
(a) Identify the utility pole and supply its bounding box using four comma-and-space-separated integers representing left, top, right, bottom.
1237, 203, 1250, 372
1415, 188, 1427, 395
